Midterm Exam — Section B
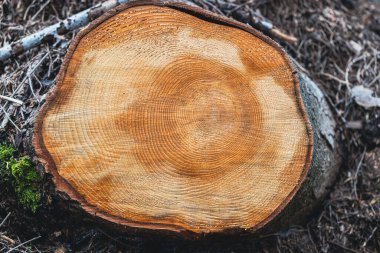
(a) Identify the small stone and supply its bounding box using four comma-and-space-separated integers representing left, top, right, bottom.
54, 246, 68, 253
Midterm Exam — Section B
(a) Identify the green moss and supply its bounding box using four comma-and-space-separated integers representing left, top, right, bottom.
15, 187, 41, 213
0, 144, 42, 212
11, 156, 40, 182
0, 144, 15, 178
0, 144, 14, 161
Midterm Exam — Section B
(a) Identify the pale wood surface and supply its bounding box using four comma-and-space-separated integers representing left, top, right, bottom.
35, 3, 312, 234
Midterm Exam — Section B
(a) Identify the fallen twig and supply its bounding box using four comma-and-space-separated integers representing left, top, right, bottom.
1, 106, 21, 132
5, 236, 41, 253
0, 0, 131, 62
0, 95, 23, 105
259, 21, 298, 45
0, 213, 11, 228
0, 235, 16, 245
353, 148, 366, 199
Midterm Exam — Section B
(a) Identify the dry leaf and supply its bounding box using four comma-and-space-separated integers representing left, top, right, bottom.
351, 85, 380, 108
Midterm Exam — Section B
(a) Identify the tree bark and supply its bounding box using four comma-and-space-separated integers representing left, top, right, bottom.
259, 70, 342, 233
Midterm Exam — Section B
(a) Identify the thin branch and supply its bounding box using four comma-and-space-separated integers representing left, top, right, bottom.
353, 148, 366, 199
0, 95, 23, 105
328, 241, 359, 253
5, 236, 41, 253
0, 235, 16, 245
0, 213, 11, 228
1, 106, 21, 132
0, 0, 131, 62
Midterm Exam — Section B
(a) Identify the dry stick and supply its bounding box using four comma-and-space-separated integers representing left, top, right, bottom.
196, 0, 298, 45
0, 106, 21, 132
0, 51, 49, 130
328, 241, 359, 253
29, 0, 51, 22
0, 0, 131, 62
0, 235, 16, 245
0, 0, 293, 62
5, 236, 41, 253
263, 22, 298, 45
0, 213, 11, 228
0, 95, 23, 106
353, 148, 366, 199
362, 227, 378, 248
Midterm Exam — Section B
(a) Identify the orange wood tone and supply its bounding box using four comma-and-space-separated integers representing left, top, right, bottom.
35, 2, 313, 234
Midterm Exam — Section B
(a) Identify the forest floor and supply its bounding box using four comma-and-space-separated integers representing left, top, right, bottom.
0, 0, 380, 252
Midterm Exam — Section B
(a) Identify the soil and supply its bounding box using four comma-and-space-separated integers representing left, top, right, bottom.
0, 0, 379, 252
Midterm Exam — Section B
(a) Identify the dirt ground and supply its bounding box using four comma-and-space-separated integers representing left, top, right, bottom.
0, 0, 379, 252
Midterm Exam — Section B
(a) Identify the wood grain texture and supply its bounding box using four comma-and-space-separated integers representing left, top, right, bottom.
34, 1, 313, 235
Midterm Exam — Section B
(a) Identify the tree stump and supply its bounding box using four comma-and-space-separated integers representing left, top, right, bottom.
34, 1, 340, 236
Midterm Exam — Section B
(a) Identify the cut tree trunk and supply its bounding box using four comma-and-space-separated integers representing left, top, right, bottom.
34, 1, 341, 236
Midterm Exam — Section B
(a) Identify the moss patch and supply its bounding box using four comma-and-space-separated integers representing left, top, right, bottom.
0, 144, 42, 212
